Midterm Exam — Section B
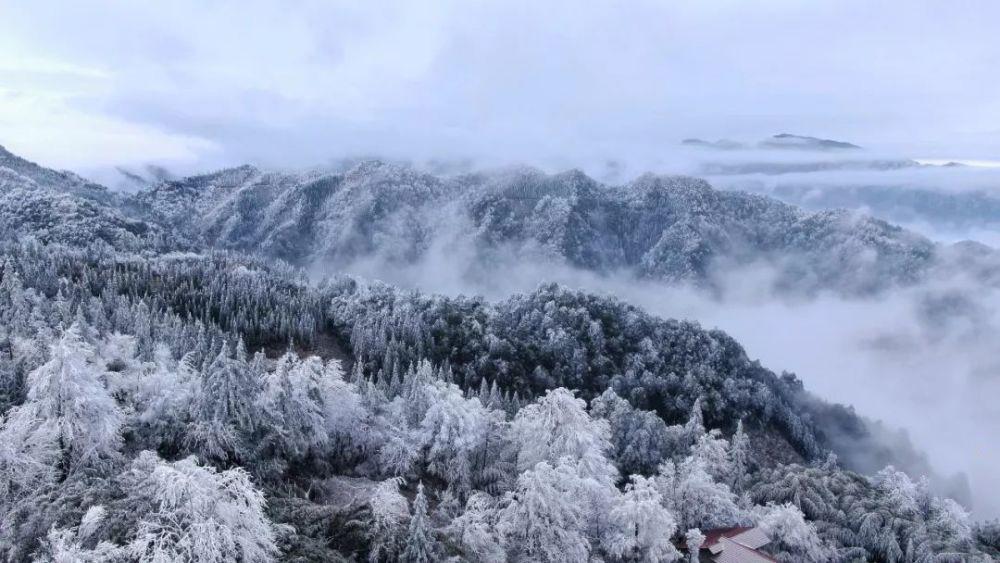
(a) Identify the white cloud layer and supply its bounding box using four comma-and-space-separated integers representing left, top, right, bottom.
1, 0, 998, 170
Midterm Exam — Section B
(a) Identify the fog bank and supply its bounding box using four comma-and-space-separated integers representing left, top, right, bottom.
320, 237, 1000, 517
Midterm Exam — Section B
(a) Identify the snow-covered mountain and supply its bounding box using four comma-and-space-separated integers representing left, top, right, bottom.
120, 160, 959, 296
4, 146, 999, 298
0, 144, 111, 201
0, 145, 177, 251
1, 145, 997, 560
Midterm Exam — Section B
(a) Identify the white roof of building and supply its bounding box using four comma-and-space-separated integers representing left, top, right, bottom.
703, 527, 771, 554
713, 537, 778, 563
688, 526, 775, 563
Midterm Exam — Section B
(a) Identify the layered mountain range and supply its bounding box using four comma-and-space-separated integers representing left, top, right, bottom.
2, 143, 997, 559
7, 144, 991, 297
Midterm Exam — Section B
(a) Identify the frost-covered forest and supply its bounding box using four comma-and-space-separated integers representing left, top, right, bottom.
1, 145, 999, 561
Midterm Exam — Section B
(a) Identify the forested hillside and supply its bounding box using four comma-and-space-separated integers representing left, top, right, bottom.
8, 144, 995, 297
127, 161, 953, 295
1, 148, 998, 561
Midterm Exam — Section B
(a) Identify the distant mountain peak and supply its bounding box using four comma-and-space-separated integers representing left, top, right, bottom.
761, 133, 862, 151
681, 138, 747, 150
682, 134, 862, 152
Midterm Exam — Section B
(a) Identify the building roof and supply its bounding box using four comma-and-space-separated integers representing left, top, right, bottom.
696, 527, 752, 549
681, 526, 776, 563
713, 538, 779, 563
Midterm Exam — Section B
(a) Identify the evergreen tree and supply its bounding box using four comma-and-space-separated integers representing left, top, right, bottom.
122, 451, 279, 562
367, 478, 409, 562
753, 502, 831, 562
418, 380, 494, 494
498, 460, 591, 563
729, 419, 751, 493
509, 388, 616, 484
401, 482, 434, 563
606, 475, 681, 562
591, 388, 673, 476
683, 397, 705, 445
191, 339, 260, 462
0, 322, 122, 479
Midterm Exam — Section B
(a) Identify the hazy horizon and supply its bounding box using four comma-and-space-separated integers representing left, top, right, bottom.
2, 0, 998, 173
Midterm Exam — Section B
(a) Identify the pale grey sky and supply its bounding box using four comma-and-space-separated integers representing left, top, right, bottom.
1, 0, 998, 170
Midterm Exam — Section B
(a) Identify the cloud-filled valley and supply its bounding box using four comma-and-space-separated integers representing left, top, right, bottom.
2, 1, 1000, 556
5, 138, 1000, 525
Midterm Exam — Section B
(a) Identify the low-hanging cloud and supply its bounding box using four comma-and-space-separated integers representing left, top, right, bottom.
315, 221, 1000, 518
2, 0, 999, 171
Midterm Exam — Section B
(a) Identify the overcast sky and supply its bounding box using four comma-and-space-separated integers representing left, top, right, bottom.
1, 0, 998, 171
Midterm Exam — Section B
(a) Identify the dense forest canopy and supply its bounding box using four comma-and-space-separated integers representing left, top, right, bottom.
0, 146, 998, 561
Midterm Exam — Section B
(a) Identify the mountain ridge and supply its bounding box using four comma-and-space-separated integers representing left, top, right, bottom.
1, 146, 991, 297
0, 144, 994, 560
119, 158, 953, 296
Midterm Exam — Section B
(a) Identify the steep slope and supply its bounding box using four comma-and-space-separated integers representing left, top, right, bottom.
328, 277, 952, 484
0, 147, 982, 296
0, 239, 988, 561
0, 146, 179, 251
0, 234, 937, 483
0, 144, 111, 201
126, 160, 946, 295
129, 161, 443, 264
